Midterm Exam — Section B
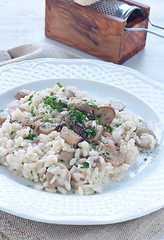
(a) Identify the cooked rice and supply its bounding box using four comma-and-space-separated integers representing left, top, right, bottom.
0, 83, 157, 195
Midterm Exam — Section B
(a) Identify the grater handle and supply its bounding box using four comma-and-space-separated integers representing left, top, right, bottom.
147, 17, 164, 31
141, 11, 164, 30
124, 28, 164, 39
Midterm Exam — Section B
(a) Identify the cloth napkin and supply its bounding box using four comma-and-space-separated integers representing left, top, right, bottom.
0, 42, 80, 67
0, 42, 163, 240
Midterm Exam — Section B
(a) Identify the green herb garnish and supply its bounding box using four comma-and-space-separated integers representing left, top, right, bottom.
80, 162, 89, 168
18, 146, 23, 148
10, 131, 14, 135
43, 119, 53, 123
24, 133, 36, 140
69, 104, 86, 124
103, 124, 114, 132
96, 114, 102, 118
28, 94, 33, 101
84, 126, 96, 139
57, 82, 63, 88
91, 144, 96, 149
44, 96, 67, 112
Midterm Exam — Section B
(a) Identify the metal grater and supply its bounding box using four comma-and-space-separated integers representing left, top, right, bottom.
89, 0, 140, 20
87, 0, 164, 38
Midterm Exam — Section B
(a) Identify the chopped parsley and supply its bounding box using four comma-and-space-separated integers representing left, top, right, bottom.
84, 126, 96, 139
116, 148, 120, 152
87, 113, 95, 121
44, 96, 67, 112
115, 123, 122, 128
91, 144, 96, 149
86, 102, 96, 107
28, 101, 32, 105
57, 82, 63, 88
30, 170, 33, 176
28, 94, 34, 101
103, 124, 114, 132
69, 104, 86, 124
18, 146, 23, 148
60, 160, 65, 162
43, 119, 53, 123
80, 162, 89, 168
24, 133, 36, 140
96, 114, 102, 118
10, 131, 14, 135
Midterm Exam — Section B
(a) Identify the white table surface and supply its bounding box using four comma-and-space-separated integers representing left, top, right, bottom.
0, 0, 163, 83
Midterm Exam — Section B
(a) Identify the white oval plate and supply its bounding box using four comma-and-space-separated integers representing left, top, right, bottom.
0, 58, 164, 225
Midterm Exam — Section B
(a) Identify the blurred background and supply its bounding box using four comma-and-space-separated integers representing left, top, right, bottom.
0, 0, 163, 82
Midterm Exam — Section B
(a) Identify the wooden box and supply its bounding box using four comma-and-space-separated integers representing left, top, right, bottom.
45, 0, 150, 64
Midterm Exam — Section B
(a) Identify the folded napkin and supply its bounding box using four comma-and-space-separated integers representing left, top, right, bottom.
0, 42, 80, 67
0, 43, 163, 240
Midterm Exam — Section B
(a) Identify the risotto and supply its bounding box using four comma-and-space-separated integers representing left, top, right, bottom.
0, 82, 157, 195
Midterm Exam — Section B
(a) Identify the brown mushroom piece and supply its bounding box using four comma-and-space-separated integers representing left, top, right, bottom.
21, 118, 34, 127
87, 125, 103, 143
39, 122, 56, 135
94, 106, 115, 125
59, 150, 74, 168
46, 163, 71, 190
110, 100, 125, 111
32, 120, 56, 135
67, 97, 94, 113
98, 144, 126, 167
70, 123, 88, 140
14, 89, 30, 100
135, 127, 156, 148
0, 110, 8, 125
60, 126, 82, 146
103, 131, 112, 139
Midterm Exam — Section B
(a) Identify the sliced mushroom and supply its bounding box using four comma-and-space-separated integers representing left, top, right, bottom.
21, 118, 34, 127
138, 119, 147, 127
87, 125, 103, 143
67, 97, 94, 113
59, 150, 74, 168
135, 127, 156, 148
46, 163, 71, 190
14, 89, 30, 100
39, 124, 56, 135
60, 126, 82, 146
94, 106, 115, 125
0, 110, 8, 125
103, 132, 112, 139
32, 119, 42, 131
110, 100, 125, 111
70, 123, 88, 140
98, 144, 126, 167
32, 120, 56, 135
